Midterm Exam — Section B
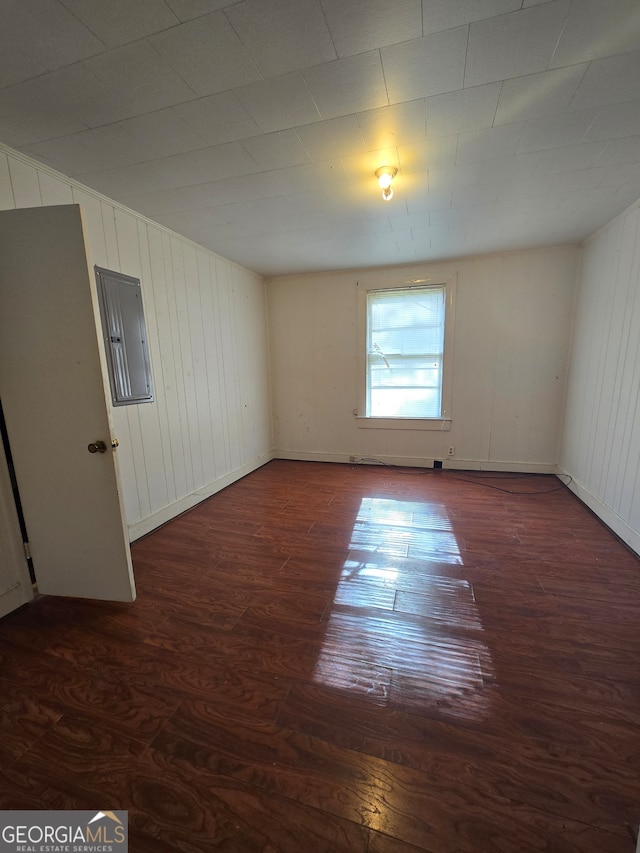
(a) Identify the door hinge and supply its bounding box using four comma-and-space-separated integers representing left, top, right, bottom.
23, 541, 32, 560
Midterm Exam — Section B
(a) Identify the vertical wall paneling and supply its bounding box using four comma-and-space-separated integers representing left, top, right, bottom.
560, 200, 640, 554
0, 143, 272, 541
72, 188, 108, 266
100, 202, 120, 271
170, 237, 197, 496
204, 256, 232, 478
8, 158, 41, 207
611, 212, 640, 519
217, 259, 241, 472
147, 227, 181, 505
37, 172, 73, 206
135, 221, 170, 515
0, 154, 13, 209
194, 249, 216, 487
159, 230, 190, 502
112, 209, 152, 523
183, 243, 206, 490
230, 267, 247, 469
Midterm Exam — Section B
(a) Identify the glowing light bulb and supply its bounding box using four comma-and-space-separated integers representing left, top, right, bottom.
375, 166, 398, 201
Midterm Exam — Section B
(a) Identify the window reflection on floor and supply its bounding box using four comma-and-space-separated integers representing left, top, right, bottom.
313, 497, 495, 721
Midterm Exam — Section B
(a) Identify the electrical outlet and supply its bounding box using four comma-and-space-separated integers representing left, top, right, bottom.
448, 445, 455, 456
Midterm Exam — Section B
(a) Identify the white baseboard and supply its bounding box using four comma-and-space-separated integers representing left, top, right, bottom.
128, 452, 273, 541
273, 449, 558, 474
558, 467, 640, 557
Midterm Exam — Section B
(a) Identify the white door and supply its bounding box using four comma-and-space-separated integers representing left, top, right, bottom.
0, 205, 136, 603
0, 435, 33, 618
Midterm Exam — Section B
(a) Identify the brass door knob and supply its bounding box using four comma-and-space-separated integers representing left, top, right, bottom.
88, 440, 107, 454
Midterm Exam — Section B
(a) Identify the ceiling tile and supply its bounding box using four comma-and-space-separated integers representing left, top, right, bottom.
421, 0, 521, 36
26, 108, 210, 176
427, 161, 483, 191
389, 212, 429, 231
165, 0, 231, 21
340, 146, 400, 187
60, 0, 180, 47
294, 115, 366, 161
449, 185, 501, 209
550, 0, 640, 68
516, 111, 599, 154
595, 136, 640, 167
81, 41, 198, 125
241, 130, 311, 169
357, 101, 427, 151
583, 100, 640, 141
456, 123, 525, 163
109, 185, 216, 217
322, 0, 421, 57
302, 51, 389, 119
398, 136, 458, 174
234, 73, 322, 133
426, 83, 501, 138
568, 50, 640, 111
118, 109, 210, 157
0, 67, 98, 140
0, 0, 105, 71
154, 142, 261, 188
286, 186, 365, 216
80, 141, 261, 198
382, 26, 468, 103
79, 160, 175, 198
149, 12, 261, 97
0, 117, 40, 147
493, 65, 587, 126
532, 141, 607, 175
477, 154, 539, 187
0, 43, 48, 89
153, 209, 233, 246
25, 132, 123, 176
173, 93, 261, 146
225, 0, 336, 77
464, 1, 571, 88
495, 168, 602, 200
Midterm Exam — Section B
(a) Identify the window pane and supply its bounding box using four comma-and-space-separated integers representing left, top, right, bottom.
366, 285, 445, 418
370, 388, 441, 418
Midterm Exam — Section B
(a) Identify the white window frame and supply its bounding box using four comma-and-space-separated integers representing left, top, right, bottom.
356, 275, 455, 431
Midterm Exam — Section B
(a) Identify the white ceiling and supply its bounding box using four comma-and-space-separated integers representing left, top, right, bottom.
2, 0, 640, 276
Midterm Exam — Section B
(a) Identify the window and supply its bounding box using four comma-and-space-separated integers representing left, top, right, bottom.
357, 278, 454, 430
95, 267, 154, 406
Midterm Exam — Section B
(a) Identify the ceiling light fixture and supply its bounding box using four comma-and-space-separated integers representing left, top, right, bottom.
375, 166, 398, 201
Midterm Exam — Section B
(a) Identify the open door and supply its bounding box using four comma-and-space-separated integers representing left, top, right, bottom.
0, 205, 135, 602
0, 432, 33, 618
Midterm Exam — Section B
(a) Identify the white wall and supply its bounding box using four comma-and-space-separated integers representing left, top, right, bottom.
268, 247, 579, 471
0, 145, 272, 540
560, 199, 640, 554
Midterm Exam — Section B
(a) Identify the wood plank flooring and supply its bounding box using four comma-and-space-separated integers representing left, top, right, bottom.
1, 459, 640, 851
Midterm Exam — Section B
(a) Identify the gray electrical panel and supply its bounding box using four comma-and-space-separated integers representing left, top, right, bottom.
95, 267, 154, 406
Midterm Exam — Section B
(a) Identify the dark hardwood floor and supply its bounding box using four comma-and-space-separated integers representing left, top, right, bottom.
1, 460, 639, 852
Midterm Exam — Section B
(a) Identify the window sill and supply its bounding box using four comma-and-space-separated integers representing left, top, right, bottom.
356, 417, 452, 431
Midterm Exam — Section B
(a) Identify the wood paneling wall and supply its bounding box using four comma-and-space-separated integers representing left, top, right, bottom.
0, 145, 272, 540
267, 248, 579, 472
560, 199, 640, 554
